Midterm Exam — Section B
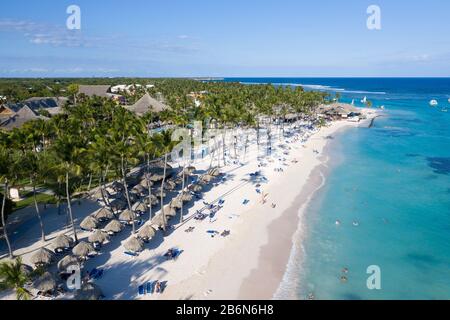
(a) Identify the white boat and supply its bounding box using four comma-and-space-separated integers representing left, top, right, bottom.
361, 96, 367, 104
448, 98, 450, 104
429, 99, 438, 107
441, 109, 448, 113
351, 99, 355, 105
380, 105, 385, 110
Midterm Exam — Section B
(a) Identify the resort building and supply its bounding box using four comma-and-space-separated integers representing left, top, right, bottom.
124, 93, 168, 117
0, 105, 48, 131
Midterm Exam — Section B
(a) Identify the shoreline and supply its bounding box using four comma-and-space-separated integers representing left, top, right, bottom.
0, 110, 378, 301
238, 114, 377, 300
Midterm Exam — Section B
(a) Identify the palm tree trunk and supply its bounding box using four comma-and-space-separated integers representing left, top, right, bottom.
121, 157, 135, 234
180, 165, 186, 224
1, 180, 13, 258
32, 178, 45, 242
87, 173, 93, 192
146, 154, 153, 222
66, 171, 78, 243
160, 153, 168, 230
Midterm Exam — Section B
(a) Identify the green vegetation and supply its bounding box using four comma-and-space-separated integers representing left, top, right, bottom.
13, 192, 57, 212
0, 78, 329, 259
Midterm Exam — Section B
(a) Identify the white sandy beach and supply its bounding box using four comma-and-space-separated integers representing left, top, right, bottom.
0, 108, 378, 300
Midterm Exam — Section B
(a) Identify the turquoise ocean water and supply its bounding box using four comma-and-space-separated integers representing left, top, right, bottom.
225, 78, 450, 299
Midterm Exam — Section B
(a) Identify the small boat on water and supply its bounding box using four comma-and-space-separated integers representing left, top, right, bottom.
380, 105, 385, 110
429, 99, 438, 107
351, 99, 355, 105
361, 96, 367, 104
441, 108, 448, 113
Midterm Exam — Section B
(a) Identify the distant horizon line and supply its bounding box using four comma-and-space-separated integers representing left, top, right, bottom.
0, 76, 450, 80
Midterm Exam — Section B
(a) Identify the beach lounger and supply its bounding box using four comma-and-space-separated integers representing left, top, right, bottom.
218, 199, 225, 205
124, 251, 138, 257
138, 285, 145, 295
242, 199, 250, 205
146, 281, 154, 294
256, 189, 261, 194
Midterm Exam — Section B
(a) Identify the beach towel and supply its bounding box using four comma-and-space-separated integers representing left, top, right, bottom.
125, 251, 138, 257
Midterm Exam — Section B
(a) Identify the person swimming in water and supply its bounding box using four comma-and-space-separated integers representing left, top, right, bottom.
335, 220, 341, 226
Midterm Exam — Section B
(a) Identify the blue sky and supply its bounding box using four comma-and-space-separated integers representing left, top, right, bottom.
0, 0, 449, 77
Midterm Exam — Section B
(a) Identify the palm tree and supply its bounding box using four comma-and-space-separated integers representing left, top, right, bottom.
153, 130, 176, 231
21, 151, 46, 242
0, 257, 31, 300
52, 132, 85, 243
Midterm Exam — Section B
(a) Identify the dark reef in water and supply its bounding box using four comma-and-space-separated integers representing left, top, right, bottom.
426, 157, 450, 175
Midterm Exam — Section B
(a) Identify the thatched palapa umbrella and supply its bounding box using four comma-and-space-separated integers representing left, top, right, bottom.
110, 199, 127, 211
124, 237, 144, 253
208, 168, 221, 177
199, 174, 213, 184
170, 197, 183, 209
72, 241, 96, 258
20, 263, 33, 276
131, 184, 146, 195
164, 205, 177, 218
144, 194, 159, 206
139, 175, 154, 187
75, 283, 103, 300
104, 220, 123, 234
90, 188, 110, 201
149, 173, 165, 182
111, 181, 125, 192
137, 225, 156, 241
80, 216, 99, 231
180, 192, 193, 202
119, 209, 136, 222
52, 234, 74, 251
164, 180, 177, 191
88, 230, 109, 244
133, 202, 147, 213
57, 255, 79, 272
93, 207, 114, 221
33, 272, 57, 293
151, 214, 165, 229
188, 184, 202, 193
30, 248, 55, 267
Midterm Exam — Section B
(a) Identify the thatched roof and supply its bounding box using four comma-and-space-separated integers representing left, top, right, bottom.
144, 194, 159, 206
33, 272, 57, 293
109, 199, 127, 211
90, 188, 108, 200
132, 202, 147, 212
88, 230, 109, 244
80, 216, 99, 231
137, 225, 156, 240
75, 283, 103, 300
208, 168, 221, 177
72, 242, 95, 257
124, 237, 144, 253
139, 175, 154, 187
20, 264, 33, 276
149, 173, 165, 182
52, 235, 74, 250
180, 192, 193, 202
188, 184, 202, 192
57, 255, 79, 272
163, 205, 177, 217
150, 214, 165, 228
199, 174, 213, 184
92, 207, 114, 221
164, 180, 177, 191
119, 209, 135, 222
30, 248, 55, 266
78, 85, 111, 98
124, 93, 168, 116
131, 184, 146, 195
169, 197, 183, 209
104, 220, 123, 233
